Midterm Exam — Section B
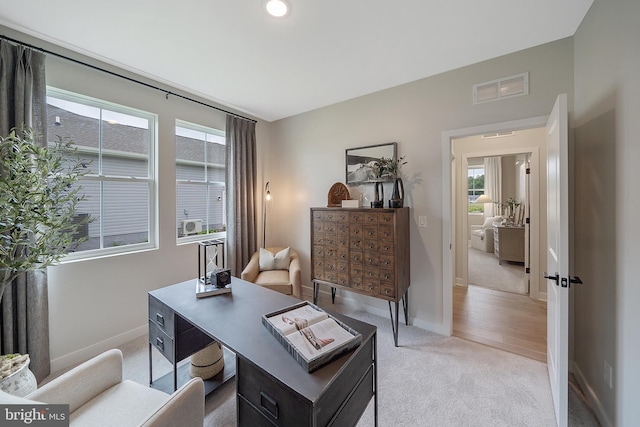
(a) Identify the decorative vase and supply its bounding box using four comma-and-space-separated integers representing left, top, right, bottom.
371, 181, 384, 208
389, 177, 404, 208
0, 355, 37, 397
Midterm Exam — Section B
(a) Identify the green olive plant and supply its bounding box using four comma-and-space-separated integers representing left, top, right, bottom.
0, 127, 90, 303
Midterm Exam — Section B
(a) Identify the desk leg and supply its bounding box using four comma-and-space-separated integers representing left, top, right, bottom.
373, 332, 378, 427
388, 300, 400, 347
148, 343, 153, 386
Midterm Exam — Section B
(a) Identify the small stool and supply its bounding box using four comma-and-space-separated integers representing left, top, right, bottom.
190, 342, 224, 380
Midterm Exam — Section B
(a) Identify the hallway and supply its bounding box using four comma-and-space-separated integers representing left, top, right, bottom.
453, 284, 546, 362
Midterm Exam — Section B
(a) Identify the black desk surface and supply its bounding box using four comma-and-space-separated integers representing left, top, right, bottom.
148, 277, 376, 403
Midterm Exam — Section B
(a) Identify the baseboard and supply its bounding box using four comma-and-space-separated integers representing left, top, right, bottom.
332, 293, 450, 337
50, 325, 147, 373
570, 360, 614, 427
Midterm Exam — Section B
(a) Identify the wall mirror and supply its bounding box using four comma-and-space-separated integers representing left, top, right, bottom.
345, 142, 397, 184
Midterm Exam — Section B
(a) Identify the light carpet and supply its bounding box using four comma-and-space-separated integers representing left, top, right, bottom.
468, 246, 528, 295
108, 306, 598, 426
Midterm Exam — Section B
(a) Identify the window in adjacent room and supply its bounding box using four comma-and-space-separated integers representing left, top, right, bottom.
46, 87, 157, 259
467, 165, 485, 212
175, 120, 226, 242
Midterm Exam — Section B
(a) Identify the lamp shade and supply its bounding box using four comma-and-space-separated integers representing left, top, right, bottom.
475, 194, 492, 204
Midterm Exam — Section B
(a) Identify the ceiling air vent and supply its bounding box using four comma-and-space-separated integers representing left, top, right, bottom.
473, 73, 529, 104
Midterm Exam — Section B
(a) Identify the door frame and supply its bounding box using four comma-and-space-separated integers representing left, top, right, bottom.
456, 147, 540, 297
442, 115, 548, 335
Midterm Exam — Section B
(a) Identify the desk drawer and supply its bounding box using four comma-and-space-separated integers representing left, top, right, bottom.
238, 395, 278, 427
149, 296, 174, 334
149, 321, 174, 362
237, 357, 310, 426
328, 365, 374, 427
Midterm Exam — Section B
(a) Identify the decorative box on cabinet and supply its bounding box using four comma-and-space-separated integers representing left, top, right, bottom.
311, 207, 410, 346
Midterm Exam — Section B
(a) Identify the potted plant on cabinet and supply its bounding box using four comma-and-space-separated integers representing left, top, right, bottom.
384, 156, 407, 208
0, 127, 90, 395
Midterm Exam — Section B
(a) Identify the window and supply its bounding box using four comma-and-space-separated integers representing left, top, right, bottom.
175, 120, 226, 242
46, 88, 157, 259
467, 166, 485, 212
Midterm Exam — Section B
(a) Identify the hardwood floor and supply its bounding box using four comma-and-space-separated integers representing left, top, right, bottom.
453, 284, 547, 362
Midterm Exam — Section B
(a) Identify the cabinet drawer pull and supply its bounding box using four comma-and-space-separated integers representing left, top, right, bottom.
156, 337, 164, 350
260, 390, 279, 419
155, 313, 164, 326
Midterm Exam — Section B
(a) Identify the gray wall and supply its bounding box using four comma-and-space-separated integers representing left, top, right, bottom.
266, 38, 573, 332
573, 0, 640, 425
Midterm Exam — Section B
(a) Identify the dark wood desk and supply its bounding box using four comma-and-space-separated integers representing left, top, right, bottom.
148, 277, 377, 427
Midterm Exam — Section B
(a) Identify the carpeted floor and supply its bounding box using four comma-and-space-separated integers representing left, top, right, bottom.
468, 245, 528, 295
109, 306, 599, 426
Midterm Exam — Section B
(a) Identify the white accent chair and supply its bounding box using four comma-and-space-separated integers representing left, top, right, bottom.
470, 216, 502, 253
241, 246, 301, 298
0, 349, 204, 427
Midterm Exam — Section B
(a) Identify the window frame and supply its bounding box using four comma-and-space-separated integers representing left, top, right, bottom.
47, 87, 158, 262
467, 165, 485, 212
175, 119, 227, 245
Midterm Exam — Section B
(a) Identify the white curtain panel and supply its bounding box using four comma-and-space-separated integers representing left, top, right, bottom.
484, 156, 502, 218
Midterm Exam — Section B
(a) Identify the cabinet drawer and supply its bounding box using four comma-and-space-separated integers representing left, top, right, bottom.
364, 226, 378, 239
350, 251, 363, 265
364, 239, 379, 252
378, 225, 393, 240
350, 237, 363, 250
364, 212, 378, 224
363, 280, 379, 295
323, 222, 336, 235
238, 395, 276, 427
313, 245, 324, 258
237, 357, 310, 426
379, 282, 396, 299
322, 211, 336, 221
149, 296, 174, 334
337, 261, 349, 275
313, 221, 324, 234
336, 222, 349, 234
349, 212, 364, 224
149, 321, 174, 362
379, 268, 394, 282
364, 252, 379, 267
336, 274, 349, 287
312, 210, 323, 220
335, 212, 349, 222
379, 212, 394, 224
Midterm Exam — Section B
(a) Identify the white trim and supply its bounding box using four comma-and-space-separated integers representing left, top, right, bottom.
49, 325, 147, 373
570, 361, 612, 427
441, 116, 547, 335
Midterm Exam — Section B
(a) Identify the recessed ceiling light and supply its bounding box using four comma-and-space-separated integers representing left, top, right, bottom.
266, 0, 288, 17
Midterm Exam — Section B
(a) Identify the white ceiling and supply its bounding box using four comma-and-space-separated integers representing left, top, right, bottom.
0, 0, 593, 122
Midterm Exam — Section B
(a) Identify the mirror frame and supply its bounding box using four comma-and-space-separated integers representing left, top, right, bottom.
345, 142, 397, 185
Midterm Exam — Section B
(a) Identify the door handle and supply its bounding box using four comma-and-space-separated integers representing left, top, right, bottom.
570, 276, 583, 285
544, 272, 559, 285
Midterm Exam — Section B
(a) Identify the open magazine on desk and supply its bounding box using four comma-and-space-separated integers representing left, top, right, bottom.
262, 302, 362, 372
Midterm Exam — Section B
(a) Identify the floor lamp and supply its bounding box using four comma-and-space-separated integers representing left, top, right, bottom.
263, 182, 271, 248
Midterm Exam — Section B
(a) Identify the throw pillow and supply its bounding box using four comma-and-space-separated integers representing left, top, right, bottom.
482, 216, 502, 229
259, 247, 291, 271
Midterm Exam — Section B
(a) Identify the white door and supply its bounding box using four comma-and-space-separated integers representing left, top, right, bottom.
546, 93, 569, 427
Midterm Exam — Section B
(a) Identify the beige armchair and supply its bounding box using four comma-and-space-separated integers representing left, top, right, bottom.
0, 349, 204, 427
241, 246, 301, 298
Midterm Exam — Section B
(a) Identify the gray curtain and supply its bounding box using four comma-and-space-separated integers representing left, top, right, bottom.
0, 39, 50, 382
225, 115, 258, 276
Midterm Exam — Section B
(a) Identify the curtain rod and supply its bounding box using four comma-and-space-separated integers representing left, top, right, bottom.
0, 34, 257, 123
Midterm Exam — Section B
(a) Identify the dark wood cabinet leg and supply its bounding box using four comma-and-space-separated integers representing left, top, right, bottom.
331, 287, 336, 304
402, 289, 409, 325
